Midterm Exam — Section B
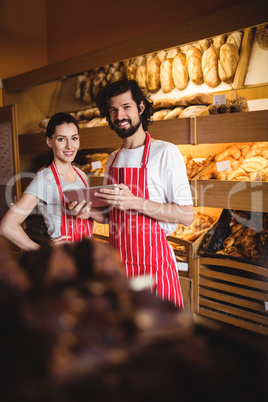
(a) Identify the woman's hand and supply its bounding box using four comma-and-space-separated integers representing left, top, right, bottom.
68, 200, 92, 219
51, 235, 71, 246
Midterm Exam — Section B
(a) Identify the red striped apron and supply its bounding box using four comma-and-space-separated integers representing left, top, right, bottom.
108, 133, 183, 307
51, 161, 93, 242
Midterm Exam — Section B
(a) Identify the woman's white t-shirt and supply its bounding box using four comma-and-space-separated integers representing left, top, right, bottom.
24, 167, 88, 239
104, 139, 193, 235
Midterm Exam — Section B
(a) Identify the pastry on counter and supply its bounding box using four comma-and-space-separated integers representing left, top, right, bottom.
215, 210, 268, 261
200, 142, 268, 181
171, 212, 217, 242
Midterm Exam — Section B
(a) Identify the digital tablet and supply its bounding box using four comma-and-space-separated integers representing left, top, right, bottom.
63, 184, 119, 208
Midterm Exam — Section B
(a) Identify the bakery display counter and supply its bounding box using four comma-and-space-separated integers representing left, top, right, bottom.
194, 256, 268, 336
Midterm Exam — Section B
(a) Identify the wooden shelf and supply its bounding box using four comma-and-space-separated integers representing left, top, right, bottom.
196, 110, 268, 144
195, 180, 268, 213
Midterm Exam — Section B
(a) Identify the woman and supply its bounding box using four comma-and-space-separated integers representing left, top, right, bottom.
0, 112, 93, 251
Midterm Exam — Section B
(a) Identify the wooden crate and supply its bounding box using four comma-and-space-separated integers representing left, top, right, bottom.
194, 256, 268, 336
167, 230, 210, 278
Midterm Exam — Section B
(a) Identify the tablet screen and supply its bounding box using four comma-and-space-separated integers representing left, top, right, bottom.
63, 184, 118, 208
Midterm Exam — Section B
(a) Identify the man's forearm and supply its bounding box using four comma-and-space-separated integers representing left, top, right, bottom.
133, 197, 194, 226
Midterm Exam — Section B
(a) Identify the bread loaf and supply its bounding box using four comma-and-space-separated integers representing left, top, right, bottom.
178, 105, 207, 118
202, 46, 220, 88
186, 47, 204, 85
213, 35, 226, 49
196, 39, 210, 53
146, 57, 161, 92
172, 52, 189, 90
163, 107, 184, 119
218, 43, 239, 84
166, 48, 178, 58
188, 93, 213, 105
73, 74, 87, 100
226, 31, 243, 49
81, 77, 92, 104
153, 98, 175, 110
160, 58, 175, 93
126, 65, 137, 80
135, 65, 146, 89
152, 109, 171, 121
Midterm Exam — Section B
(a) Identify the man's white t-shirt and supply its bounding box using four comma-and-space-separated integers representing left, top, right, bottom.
104, 139, 193, 235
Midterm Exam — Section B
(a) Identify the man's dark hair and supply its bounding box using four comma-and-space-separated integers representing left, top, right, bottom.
96, 79, 154, 131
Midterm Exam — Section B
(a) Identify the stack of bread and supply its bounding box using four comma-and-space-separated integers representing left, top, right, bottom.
152, 92, 213, 120
200, 142, 268, 181
75, 152, 109, 176
171, 212, 217, 243
215, 210, 268, 261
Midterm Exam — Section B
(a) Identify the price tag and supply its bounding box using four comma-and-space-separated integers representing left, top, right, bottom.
264, 302, 268, 312
91, 160, 102, 170
213, 94, 226, 105
216, 160, 231, 172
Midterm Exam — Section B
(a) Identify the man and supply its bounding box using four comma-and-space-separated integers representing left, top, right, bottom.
95, 79, 194, 307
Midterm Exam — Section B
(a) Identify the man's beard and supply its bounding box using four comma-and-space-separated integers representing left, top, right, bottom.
110, 118, 142, 139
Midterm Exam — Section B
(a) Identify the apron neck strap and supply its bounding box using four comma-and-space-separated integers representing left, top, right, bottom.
111, 132, 151, 168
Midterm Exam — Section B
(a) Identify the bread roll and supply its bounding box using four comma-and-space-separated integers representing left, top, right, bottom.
160, 58, 175, 93
202, 46, 220, 88
163, 107, 184, 119
135, 65, 146, 89
186, 47, 204, 85
146, 57, 161, 92
218, 43, 239, 84
226, 31, 243, 49
172, 52, 189, 90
